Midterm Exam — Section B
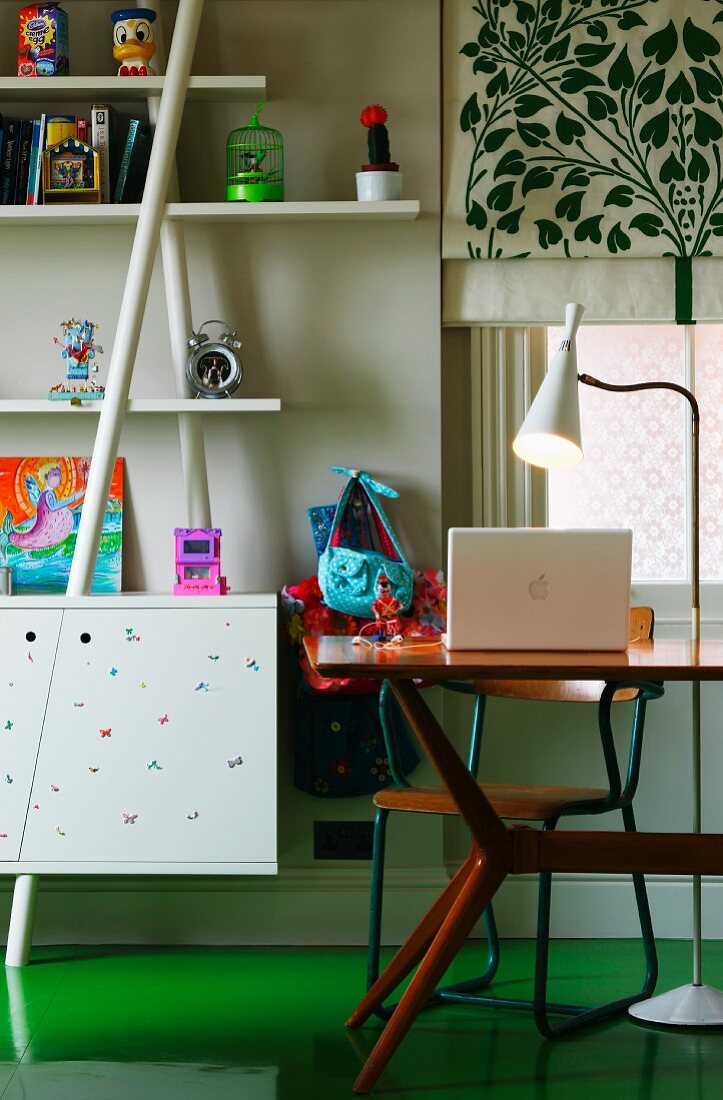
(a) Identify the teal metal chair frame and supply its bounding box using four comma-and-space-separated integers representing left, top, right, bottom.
367, 674, 664, 1036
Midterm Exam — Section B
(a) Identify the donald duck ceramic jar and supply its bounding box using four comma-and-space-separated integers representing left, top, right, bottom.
111, 8, 157, 76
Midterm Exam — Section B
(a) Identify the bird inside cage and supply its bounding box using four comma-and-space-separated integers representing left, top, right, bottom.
226, 103, 284, 202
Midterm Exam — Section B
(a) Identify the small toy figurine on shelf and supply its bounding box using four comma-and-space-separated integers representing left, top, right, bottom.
48, 318, 105, 401
371, 573, 403, 642
357, 104, 402, 201
43, 138, 100, 204
173, 528, 228, 596
111, 8, 157, 76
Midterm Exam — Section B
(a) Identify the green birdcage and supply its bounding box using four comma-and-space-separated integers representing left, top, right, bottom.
226, 103, 284, 202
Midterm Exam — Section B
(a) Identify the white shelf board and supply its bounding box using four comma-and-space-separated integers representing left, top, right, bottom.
0, 200, 420, 226
0, 399, 281, 414
166, 201, 421, 222
0, 75, 266, 103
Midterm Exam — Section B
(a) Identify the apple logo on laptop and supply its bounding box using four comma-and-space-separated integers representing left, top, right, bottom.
529, 574, 550, 600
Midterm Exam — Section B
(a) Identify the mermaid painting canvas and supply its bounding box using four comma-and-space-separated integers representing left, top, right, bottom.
0, 457, 123, 592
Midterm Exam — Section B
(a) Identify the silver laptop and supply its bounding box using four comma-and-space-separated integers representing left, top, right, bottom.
444, 528, 632, 652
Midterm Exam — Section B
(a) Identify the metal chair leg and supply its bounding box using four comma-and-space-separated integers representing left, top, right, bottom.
622, 804, 658, 999
367, 806, 389, 992
531, 808, 658, 1038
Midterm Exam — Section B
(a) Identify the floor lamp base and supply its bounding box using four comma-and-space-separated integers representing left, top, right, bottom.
629, 984, 723, 1026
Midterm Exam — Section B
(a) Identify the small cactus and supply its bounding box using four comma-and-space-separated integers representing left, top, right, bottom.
360, 104, 394, 167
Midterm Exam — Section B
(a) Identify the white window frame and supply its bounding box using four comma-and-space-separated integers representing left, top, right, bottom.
469, 325, 723, 629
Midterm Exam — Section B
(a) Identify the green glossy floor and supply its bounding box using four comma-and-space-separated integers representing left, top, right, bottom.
2, 940, 723, 1098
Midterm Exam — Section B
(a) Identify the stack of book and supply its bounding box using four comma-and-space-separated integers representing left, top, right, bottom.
0, 106, 153, 205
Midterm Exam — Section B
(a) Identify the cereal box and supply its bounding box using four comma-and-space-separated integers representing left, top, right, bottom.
18, 5, 69, 77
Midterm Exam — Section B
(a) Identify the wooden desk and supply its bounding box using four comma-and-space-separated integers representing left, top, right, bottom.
304, 636, 723, 1095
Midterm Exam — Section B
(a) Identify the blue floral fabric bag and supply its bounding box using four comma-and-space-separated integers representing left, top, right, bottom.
293, 682, 419, 798
318, 468, 414, 619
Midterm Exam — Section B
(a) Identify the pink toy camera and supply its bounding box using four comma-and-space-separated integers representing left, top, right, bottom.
173, 527, 228, 596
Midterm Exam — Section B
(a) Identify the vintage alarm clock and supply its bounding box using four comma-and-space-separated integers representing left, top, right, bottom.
185, 320, 243, 399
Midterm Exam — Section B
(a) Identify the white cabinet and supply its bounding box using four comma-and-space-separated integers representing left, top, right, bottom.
0, 611, 63, 860
1, 596, 277, 874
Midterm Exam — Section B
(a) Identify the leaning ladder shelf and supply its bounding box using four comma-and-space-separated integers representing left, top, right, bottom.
1, 0, 421, 971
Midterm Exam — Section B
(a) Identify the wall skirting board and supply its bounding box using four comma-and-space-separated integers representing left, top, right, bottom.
0, 868, 449, 948
1, 868, 720, 946
486, 875, 723, 941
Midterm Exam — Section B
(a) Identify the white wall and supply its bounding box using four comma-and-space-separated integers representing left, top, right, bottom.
0, 0, 445, 945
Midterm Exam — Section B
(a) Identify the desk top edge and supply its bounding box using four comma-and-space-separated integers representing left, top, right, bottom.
304, 635, 723, 681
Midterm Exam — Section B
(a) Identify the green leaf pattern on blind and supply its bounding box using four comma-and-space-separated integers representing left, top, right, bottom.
456, 0, 723, 259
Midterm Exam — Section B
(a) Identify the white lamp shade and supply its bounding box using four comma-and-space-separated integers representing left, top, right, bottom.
512, 302, 585, 468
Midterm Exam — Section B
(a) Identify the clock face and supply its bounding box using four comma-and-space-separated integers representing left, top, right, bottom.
186, 340, 243, 398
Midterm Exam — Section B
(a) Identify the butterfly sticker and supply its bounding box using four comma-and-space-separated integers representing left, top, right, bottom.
109, 667, 118, 677
226, 755, 243, 769
55, 826, 65, 836
194, 682, 209, 692
4, 720, 12, 731
146, 759, 163, 770
100, 728, 112, 738
50, 784, 59, 793
0, 833, 7, 839
26, 651, 33, 662
245, 658, 259, 672
125, 627, 134, 636
122, 813, 138, 825
5, 775, 12, 784
186, 811, 199, 820
88, 766, 99, 774
207, 655, 219, 661
139, 681, 146, 689
33, 803, 39, 810
158, 714, 169, 725
73, 701, 85, 708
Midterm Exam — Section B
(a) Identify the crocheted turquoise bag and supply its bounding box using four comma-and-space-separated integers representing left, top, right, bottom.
318, 468, 413, 619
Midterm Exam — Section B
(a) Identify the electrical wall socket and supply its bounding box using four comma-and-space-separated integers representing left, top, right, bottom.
313, 820, 374, 860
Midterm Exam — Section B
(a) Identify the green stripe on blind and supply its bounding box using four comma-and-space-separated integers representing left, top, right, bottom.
675, 257, 694, 325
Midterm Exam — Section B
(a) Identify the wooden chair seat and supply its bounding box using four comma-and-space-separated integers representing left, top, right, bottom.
374, 782, 609, 821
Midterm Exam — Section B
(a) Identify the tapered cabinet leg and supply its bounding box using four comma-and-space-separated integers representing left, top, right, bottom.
6, 874, 39, 967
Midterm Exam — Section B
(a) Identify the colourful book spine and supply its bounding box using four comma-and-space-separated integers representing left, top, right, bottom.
91, 104, 114, 203
113, 118, 140, 203
33, 114, 46, 205
118, 121, 152, 203
0, 119, 20, 206
25, 119, 41, 205
77, 118, 88, 144
14, 119, 33, 204
46, 115, 75, 147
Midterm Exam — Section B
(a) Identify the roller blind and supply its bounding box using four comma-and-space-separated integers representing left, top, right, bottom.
443, 0, 723, 324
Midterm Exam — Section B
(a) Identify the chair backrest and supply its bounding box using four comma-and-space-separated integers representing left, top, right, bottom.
473, 607, 654, 705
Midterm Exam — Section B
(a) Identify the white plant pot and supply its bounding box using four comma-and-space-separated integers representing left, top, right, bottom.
356, 171, 403, 201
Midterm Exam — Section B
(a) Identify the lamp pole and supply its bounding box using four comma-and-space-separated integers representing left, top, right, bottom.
514, 304, 722, 1022
577, 374, 714, 1021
